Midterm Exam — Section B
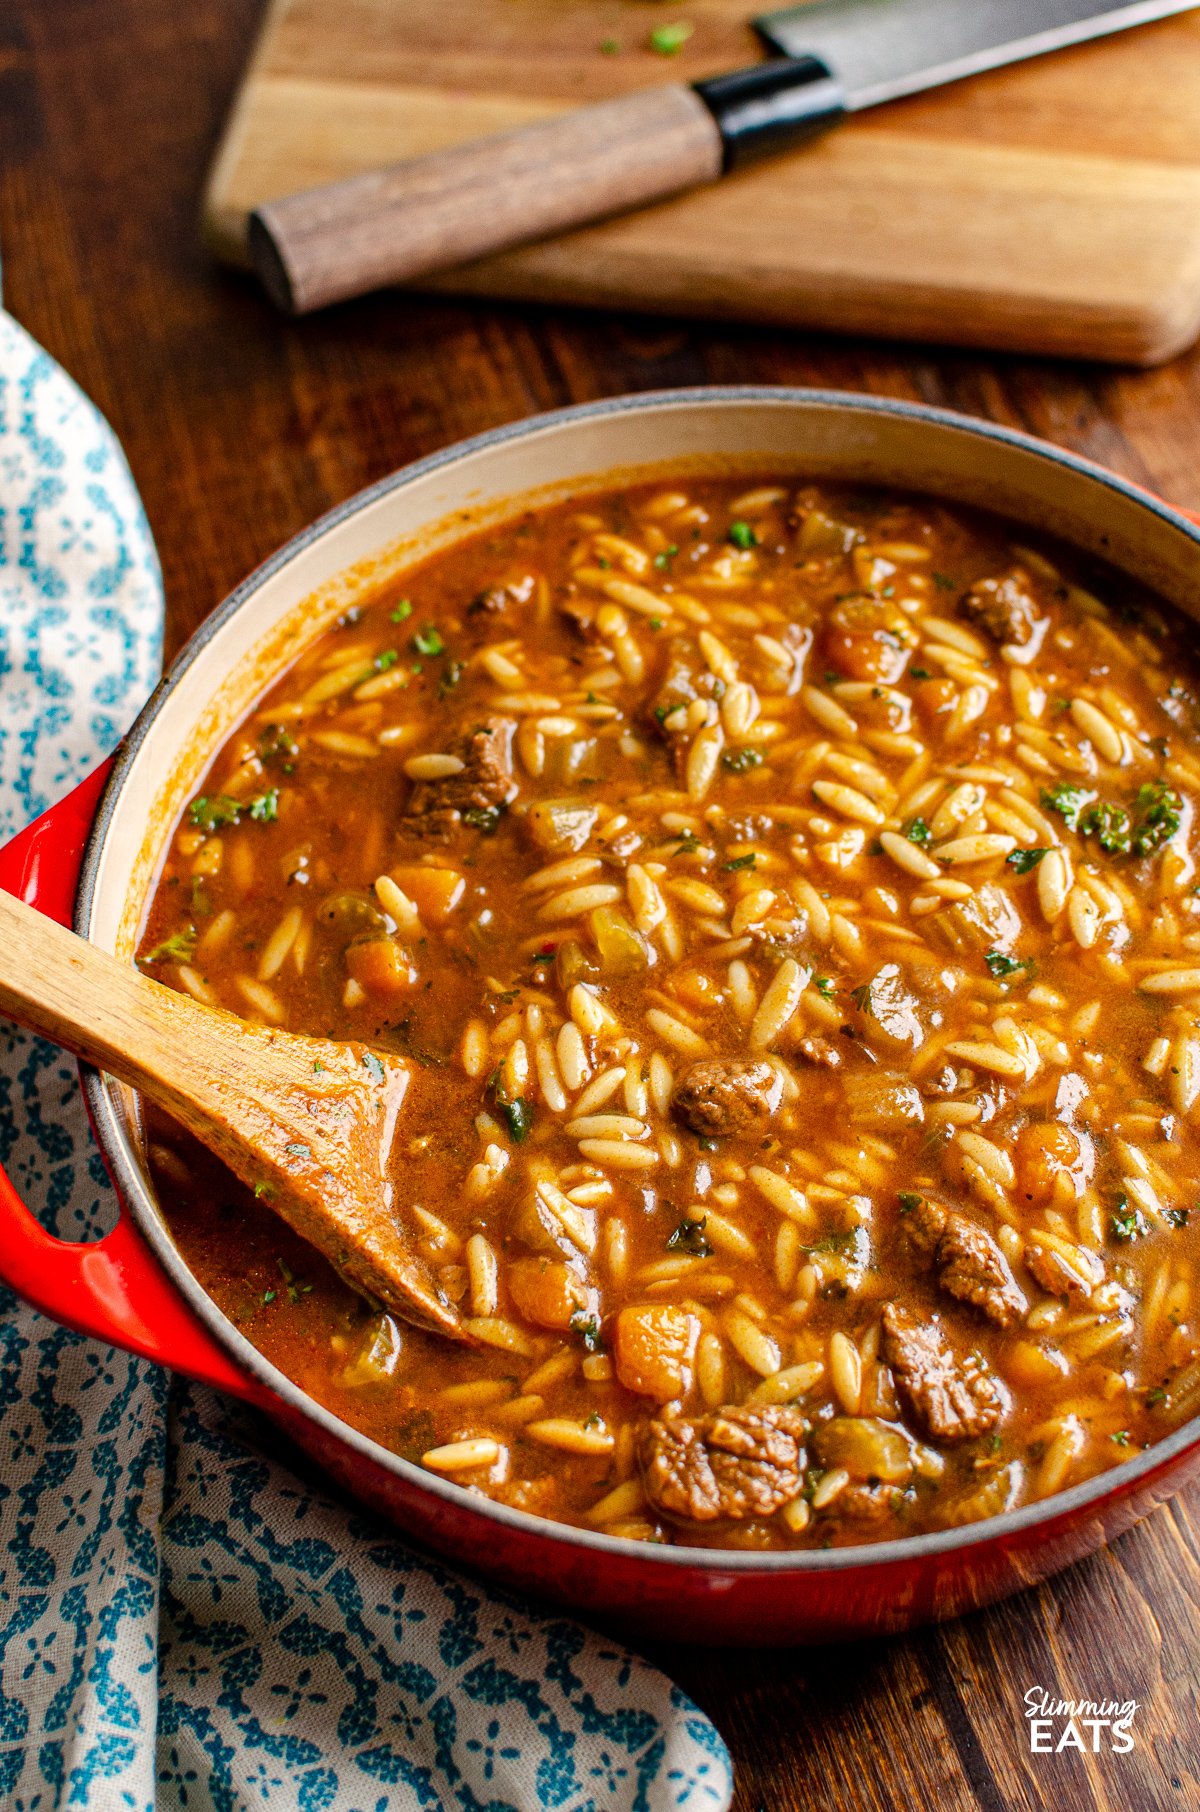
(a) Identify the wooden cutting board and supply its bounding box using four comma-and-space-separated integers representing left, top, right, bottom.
204, 0, 1200, 365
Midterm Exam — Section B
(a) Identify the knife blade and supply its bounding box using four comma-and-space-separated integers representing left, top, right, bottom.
249, 0, 1200, 315
757, 0, 1198, 110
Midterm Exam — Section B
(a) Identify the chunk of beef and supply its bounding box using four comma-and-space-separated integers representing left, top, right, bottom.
401, 717, 516, 837
796, 1036, 842, 1070
904, 1198, 1027, 1328
837, 1481, 911, 1524
640, 1404, 806, 1522
881, 1302, 1002, 1442
959, 573, 1038, 646
1024, 1239, 1104, 1301
823, 594, 917, 685
671, 1058, 783, 1138
468, 575, 536, 620
559, 597, 603, 641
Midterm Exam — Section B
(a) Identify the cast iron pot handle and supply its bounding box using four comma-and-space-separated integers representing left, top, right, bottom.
0, 761, 267, 1404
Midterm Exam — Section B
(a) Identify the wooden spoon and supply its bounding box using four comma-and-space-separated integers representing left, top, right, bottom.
0, 885, 467, 1341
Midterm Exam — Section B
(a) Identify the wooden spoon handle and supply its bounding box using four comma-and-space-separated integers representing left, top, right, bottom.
0, 882, 192, 1098
248, 84, 724, 315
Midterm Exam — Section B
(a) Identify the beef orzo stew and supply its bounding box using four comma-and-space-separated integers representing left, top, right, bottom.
139, 474, 1200, 1550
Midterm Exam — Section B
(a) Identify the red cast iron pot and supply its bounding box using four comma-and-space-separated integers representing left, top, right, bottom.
3, 388, 1200, 1645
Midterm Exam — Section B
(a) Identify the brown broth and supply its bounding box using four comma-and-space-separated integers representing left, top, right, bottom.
140, 475, 1200, 1549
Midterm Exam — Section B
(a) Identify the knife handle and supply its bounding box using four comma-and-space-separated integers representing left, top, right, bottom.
248, 58, 844, 316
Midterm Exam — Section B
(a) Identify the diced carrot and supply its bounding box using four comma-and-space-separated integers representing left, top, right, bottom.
391, 863, 465, 924
345, 937, 416, 995
507, 1258, 591, 1331
614, 1305, 699, 1402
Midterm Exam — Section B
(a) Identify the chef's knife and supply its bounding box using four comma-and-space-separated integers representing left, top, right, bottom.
249, 0, 1199, 315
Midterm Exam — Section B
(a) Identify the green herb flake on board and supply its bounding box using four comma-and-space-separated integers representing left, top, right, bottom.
649, 20, 694, 55
904, 817, 931, 847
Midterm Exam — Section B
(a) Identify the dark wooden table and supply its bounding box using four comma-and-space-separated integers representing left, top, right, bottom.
6, 5, 1200, 1808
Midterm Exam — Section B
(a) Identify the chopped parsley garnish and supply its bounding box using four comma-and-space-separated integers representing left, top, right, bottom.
1112, 1430, 1131, 1447
897, 1191, 923, 1214
1006, 846, 1049, 873
1079, 799, 1132, 856
666, 1215, 711, 1256
462, 803, 505, 834
374, 648, 399, 672
261, 1289, 277, 1306
139, 927, 197, 965
1167, 1206, 1191, 1229
672, 830, 702, 857
248, 789, 279, 823
814, 975, 834, 998
498, 1096, 534, 1143
1131, 780, 1183, 855
1041, 779, 1182, 859
649, 20, 694, 55
389, 599, 413, 623
903, 816, 931, 847
438, 659, 465, 698
570, 1311, 604, 1352
360, 1050, 386, 1086
932, 572, 957, 592
727, 519, 757, 550
284, 1142, 312, 1159
412, 626, 445, 658
909, 668, 931, 681
1110, 1196, 1148, 1242
1146, 1386, 1167, 1407
984, 949, 1027, 978
721, 747, 764, 774
253, 1181, 273, 1200
257, 724, 298, 767
277, 1258, 313, 1305
850, 980, 874, 1015
188, 794, 242, 833
653, 544, 678, 569
723, 853, 757, 871
1040, 783, 1091, 830
189, 790, 277, 831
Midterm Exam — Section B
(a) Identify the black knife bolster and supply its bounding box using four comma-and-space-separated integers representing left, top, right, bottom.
693, 56, 846, 170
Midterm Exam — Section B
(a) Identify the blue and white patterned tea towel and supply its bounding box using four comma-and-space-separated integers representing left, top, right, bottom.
0, 306, 735, 1812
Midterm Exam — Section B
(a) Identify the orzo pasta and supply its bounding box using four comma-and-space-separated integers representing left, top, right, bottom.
139, 476, 1200, 1549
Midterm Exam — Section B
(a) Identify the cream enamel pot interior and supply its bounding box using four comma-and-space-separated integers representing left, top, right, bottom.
6, 387, 1200, 1644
